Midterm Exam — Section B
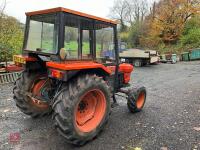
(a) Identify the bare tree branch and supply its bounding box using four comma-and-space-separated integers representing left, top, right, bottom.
109, 0, 149, 30
109, 0, 129, 31
0, 0, 7, 18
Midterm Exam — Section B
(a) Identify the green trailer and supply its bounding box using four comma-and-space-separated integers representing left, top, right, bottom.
189, 48, 200, 60
181, 52, 190, 61
182, 49, 200, 61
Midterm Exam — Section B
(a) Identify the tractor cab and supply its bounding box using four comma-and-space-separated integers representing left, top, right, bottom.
13, 7, 146, 146
23, 7, 117, 64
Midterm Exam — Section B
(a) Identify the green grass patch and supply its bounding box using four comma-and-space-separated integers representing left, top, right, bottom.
41, 40, 102, 56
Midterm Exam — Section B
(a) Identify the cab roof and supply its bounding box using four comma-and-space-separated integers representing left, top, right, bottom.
26, 7, 118, 25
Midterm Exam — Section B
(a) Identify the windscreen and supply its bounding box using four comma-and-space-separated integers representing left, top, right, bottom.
26, 13, 58, 54
96, 27, 115, 60
60, 13, 116, 62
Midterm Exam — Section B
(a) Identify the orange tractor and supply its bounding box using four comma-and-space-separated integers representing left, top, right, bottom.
13, 7, 146, 145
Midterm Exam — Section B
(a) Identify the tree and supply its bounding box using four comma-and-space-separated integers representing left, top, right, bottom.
139, 0, 200, 51
0, 0, 6, 17
182, 15, 200, 35
0, 0, 23, 62
149, 0, 200, 44
109, 0, 129, 32
180, 15, 200, 49
109, 0, 149, 47
126, 0, 148, 25
109, 0, 149, 31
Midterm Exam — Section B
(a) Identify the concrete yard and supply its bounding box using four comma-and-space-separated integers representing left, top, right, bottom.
0, 61, 200, 150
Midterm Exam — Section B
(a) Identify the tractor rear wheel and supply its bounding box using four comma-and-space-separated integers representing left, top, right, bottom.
13, 71, 51, 118
127, 86, 146, 113
53, 74, 111, 145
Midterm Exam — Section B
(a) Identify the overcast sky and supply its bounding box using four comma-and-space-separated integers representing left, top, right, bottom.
1, 0, 156, 23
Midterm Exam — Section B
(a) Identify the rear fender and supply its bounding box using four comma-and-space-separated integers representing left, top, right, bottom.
46, 61, 112, 74
48, 68, 110, 82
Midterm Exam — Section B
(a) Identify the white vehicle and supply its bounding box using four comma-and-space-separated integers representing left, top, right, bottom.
119, 49, 159, 67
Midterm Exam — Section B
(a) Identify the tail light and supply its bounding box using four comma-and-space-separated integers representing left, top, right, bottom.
49, 69, 64, 79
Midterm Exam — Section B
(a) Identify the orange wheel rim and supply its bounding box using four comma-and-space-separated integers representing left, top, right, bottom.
136, 92, 145, 109
75, 89, 106, 133
30, 79, 49, 109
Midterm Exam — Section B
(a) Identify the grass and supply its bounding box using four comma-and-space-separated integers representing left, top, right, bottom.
41, 40, 102, 56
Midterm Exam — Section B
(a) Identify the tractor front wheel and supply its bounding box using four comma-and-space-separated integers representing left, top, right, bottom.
127, 86, 146, 113
53, 74, 111, 145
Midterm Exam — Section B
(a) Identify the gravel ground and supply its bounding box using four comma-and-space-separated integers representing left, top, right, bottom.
0, 61, 200, 150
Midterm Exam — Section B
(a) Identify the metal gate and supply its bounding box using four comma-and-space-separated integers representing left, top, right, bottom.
0, 72, 21, 84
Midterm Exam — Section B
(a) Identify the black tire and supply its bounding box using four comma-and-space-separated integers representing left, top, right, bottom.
127, 85, 146, 113
52, 74, 111, 145
13, 71, 51, 118
142, 61, 148, 66
134, 59, 142, 67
